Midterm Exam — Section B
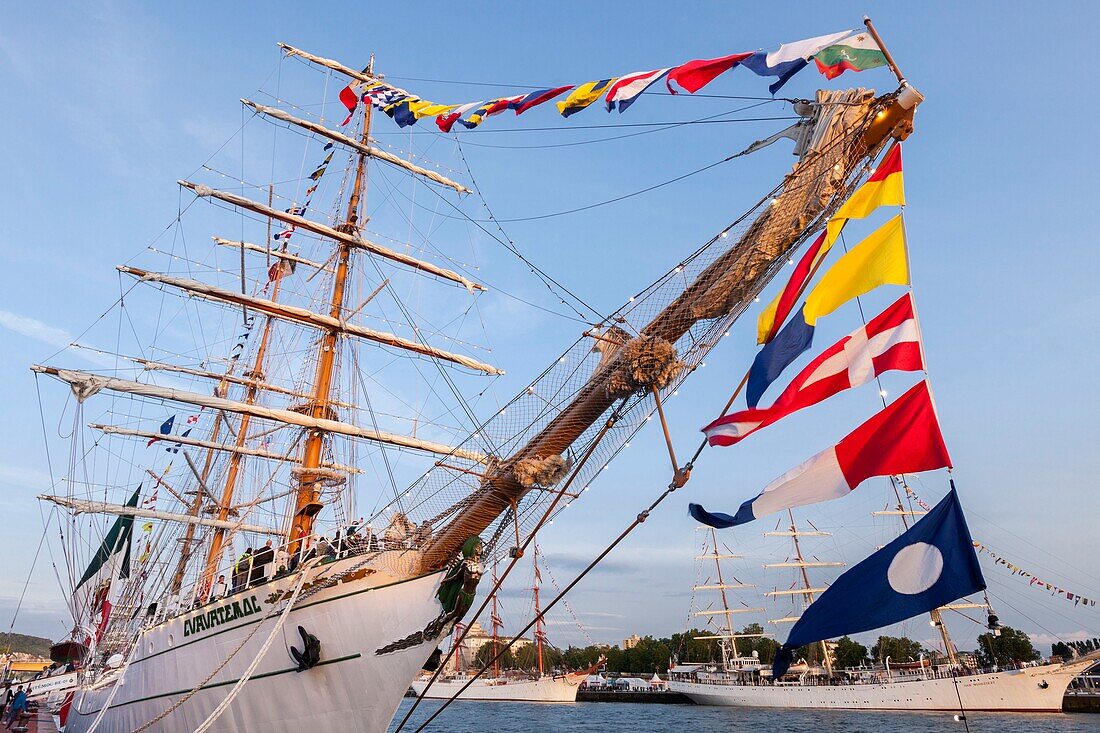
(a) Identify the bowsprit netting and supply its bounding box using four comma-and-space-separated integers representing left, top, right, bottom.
364, 89, 896, 572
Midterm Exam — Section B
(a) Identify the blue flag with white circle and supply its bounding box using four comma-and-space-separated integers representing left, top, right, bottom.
773, 484, 985, 678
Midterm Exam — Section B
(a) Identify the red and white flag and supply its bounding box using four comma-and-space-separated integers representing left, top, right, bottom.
667, 52, 753, 94
338, 82, 363, 125
605, 68, 671, 112
691, 380, 950, 528
704, 294, 924, 446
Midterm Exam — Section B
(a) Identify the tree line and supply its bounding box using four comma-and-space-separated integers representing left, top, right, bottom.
469, 624, 1041, 676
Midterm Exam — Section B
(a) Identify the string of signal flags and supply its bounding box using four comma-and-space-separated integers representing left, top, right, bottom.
335, 29, 888, 132
900, 485, 1097, 610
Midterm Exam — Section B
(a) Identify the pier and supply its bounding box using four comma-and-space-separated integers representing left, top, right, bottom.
577, 689, 693, 704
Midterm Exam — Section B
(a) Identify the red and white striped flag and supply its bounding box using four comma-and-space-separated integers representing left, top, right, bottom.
604, 68, 671, 112
690, 380, 951, 528
704, 294, 924, 446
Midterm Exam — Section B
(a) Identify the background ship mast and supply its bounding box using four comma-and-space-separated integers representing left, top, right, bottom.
691, 529, 764, 670
532, 545, 545, 677
763, 510, 842, 676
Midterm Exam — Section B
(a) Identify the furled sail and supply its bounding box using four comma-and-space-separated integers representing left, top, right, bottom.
178, 181, 484, 292
241, 100, 471, 193
32, 365, 488, 462
116, 266, 502, 375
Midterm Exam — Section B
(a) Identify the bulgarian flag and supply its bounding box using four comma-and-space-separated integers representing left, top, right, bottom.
690, 380, 950, 528
706, 293, 924, 446
815, 31, 888, 80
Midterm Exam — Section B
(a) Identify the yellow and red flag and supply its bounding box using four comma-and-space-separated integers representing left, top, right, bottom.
826, 143, 905, 246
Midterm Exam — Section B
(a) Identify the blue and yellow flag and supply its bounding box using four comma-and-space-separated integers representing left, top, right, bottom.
556, 79, 617, 118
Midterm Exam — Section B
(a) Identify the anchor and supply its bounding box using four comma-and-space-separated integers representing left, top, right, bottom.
290, 625, 322, 672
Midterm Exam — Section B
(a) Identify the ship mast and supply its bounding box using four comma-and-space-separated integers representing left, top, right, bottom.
532, 544, 545, 678
784, 510, 833, 676
691, 532, 764, 671
168, 403, 224, 595
709, 529, 736, 666
491, 561, 501, 678
200, 275, 285, 589
288, 55, 375, 552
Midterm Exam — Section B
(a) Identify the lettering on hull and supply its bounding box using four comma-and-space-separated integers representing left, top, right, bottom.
183, 596, 263, 637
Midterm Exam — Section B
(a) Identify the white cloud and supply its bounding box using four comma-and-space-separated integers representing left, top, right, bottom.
0, 463, 51, 490
0, 311, 73, 349
1029, 631, 1092, 645
0, 309, 116, 368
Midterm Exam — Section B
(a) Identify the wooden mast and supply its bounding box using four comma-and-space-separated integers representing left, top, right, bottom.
288, 55, 375, 553
786, 510, 833, 677
532, 544, 544, 678
200, 275, 285, 588
491, 561, 501, 679
168, 409, 223, 595
709, 528, 737, 668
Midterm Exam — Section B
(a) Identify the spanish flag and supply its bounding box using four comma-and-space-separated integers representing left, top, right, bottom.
804, 214, 909, 325
556, 78, 617, 118
826, 143, 905, 247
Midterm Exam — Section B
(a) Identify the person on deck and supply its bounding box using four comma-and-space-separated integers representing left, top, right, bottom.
232, 548, 252, 593
251, 540, 275, 585
210, 574, 227, 601
273, 545, 289, 577
4, 686, 26, 730
0, 683, 11, 722
290, 528, 309, 571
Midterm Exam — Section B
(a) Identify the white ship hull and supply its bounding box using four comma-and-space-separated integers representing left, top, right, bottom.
64, 552, 446, 733
671, 657, 1097, 712
409, 673, 583, 702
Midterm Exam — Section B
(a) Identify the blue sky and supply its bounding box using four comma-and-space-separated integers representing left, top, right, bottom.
2, 1, 1099, 658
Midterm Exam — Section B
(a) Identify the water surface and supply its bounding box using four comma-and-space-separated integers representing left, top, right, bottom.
390, 699, 1099, 732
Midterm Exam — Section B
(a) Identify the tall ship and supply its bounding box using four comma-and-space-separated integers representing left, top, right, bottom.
26, 20, 976, 733
671, 525, 1098, 712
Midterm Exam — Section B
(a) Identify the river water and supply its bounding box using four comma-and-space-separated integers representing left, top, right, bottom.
390, 699, 1099, 732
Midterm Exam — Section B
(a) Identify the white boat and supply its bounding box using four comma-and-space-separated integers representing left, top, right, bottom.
409, 672, 586, 703
27, 25, 926, 733
670, 656, 1099, 712
670, 523, 1100, 712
